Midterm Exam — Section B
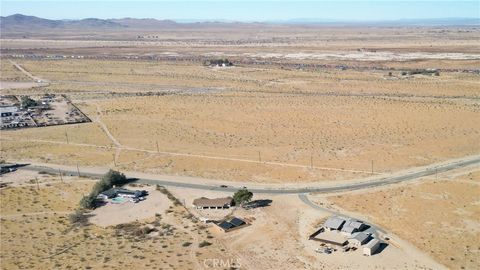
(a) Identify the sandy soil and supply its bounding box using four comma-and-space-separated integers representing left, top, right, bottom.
2, 59, 478, 183
165, 187, 444, 269
325, 167, 480, 270
89, 184, 172, 227
0, 171, 234, 270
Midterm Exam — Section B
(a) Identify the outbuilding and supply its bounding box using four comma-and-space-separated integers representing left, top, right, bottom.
363, 238, 381, 256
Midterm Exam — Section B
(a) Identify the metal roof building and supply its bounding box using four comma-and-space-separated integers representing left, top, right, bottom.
215, 217, 248, 232
349, 232, 371, 247
363, 238, 381, 256
324, 216, 346, 231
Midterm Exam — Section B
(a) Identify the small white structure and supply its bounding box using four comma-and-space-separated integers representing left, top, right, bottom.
363, 238, 381, 256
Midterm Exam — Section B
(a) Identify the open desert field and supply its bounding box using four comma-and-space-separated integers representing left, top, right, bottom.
1, 54, 479, 183
323, 167, 480, 270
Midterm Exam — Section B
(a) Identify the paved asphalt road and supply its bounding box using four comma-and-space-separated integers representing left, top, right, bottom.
19, 156, 480, 194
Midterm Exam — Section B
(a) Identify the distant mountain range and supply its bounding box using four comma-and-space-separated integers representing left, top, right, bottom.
1, 13, 478, 32
0, 14, 182, 31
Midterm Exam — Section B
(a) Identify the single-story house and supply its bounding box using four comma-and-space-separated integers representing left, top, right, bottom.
349, 232, 371, 247
97, 188, 147, 201
193, 197, 233, 209
324, 216, 346, 231
363, 238, 381, 256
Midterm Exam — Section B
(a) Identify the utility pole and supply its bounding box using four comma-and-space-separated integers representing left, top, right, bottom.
435, 167, 438, 180
65, 129, 69, 144
371, 160, 374, 175
58, 169, 63, 183
76, 163, 80, 177
156, 141, 159, 153
258, 151, 261, 163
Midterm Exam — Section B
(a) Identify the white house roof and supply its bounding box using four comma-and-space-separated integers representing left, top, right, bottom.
341, 225, 357, 234
365, 238, 380, 248
324, 217, 346, 230
348, 221, 365, 229
0, 106, 18, 114
352, 232, 370, 243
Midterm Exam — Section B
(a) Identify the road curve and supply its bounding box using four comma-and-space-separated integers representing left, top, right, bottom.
18, 155, 480, 194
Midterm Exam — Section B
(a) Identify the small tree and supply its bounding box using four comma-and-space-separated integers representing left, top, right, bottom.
104, 169, 128, 186
20, 96, 37, 108
233, 188, 253, 207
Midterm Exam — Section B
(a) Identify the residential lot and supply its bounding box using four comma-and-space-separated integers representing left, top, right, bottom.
324, 168, 480, 270
0, 171, 233, 270
0, 94, 90, 129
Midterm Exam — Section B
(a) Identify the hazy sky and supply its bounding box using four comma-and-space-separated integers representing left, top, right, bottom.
2, 1, 479, 21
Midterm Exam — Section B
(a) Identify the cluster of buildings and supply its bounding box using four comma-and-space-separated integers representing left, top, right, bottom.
310, 215, 383, 256
191, 196, 252, 233
0, 94, 90, 130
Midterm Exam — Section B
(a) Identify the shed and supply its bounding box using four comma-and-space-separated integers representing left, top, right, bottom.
363, 238, 381, 256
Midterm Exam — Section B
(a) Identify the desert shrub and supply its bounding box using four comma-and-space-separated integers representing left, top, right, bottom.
79, 194, 96, 209
79, 170, 129, 209
198, 241, 212, 248
20, 96, 38, 108
182, 242, 192, 247
69, 210, 90, 226
156, 185, 181, 205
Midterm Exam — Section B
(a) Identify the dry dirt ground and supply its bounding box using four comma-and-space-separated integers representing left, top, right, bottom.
1, 27, 478, 269
167, 187, 443, 269
322, 167, 480, 270
1, 57, 479, 183
0, 170, 235, 270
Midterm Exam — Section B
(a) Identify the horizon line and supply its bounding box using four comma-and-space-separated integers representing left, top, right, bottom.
2, 13, 479, 24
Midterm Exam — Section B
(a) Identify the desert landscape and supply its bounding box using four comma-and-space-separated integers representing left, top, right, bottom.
1, 6, 479, 270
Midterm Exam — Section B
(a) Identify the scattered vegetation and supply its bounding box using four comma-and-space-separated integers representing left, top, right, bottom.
156, 185, 181, 206
68, 210, 90, 227
20, 96, 38, 108
79, 170, 129, 209
198, 240, 212, 248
